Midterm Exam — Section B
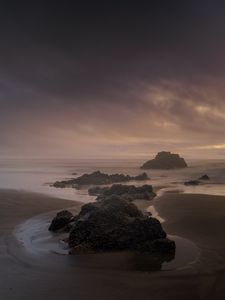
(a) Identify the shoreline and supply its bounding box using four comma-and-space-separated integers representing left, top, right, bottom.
1, 188, 225, 299
153, 192, 225, 275
12, 211, 199, 272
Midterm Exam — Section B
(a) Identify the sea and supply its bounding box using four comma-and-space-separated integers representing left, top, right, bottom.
5, 157, 223, 271
0, 158, 225, 203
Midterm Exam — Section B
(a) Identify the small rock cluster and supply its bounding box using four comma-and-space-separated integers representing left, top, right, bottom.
88, 184, 156, 201
52, 171, 149, 188
184, 174, 210, 186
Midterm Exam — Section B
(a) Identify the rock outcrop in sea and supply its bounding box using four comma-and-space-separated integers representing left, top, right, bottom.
88, 184, 156, 201
184, 174, 210, 186
141, 151, 187, 170
52, 171, 149, 188
184, 180, 200, 186
198, 174, 210, 180
49, 197, 175, 255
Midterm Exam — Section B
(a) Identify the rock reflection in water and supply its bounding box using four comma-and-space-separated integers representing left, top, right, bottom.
125, 251, 176, 272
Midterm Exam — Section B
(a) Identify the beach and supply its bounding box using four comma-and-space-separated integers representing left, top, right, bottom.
1, 188, 225, 300
1, 1, 225, 298
154, 193, 225, 273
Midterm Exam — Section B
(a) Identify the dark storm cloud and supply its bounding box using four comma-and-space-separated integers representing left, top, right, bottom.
1, 1, 225, 157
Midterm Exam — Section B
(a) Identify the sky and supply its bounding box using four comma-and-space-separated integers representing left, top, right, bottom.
1, 1, 225, 159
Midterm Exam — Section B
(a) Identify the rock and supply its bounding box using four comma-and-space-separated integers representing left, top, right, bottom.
52, 179, 76, 188
133, 172, 149, 181
88, 186, 107, 196
48, 196, 175, 255
199, 174, 210, 180
78, 202, 102, 218
69, 244, 94, 255
79, 196, 143, 220
55, 210, 73, 218
88, 184, 156, 201
68, 195, 175, 254
52, 171, 150, 188
141, 151, 187, 170
74, 171, 130, 185
184, 180, 200, 186
48, 210, 74, 232
148, 238, 176, 253
184, 174, 210, 186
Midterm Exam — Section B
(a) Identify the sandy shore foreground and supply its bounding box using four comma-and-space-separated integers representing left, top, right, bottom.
1, 189, 225, 300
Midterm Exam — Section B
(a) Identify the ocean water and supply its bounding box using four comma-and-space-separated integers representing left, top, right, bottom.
0, 158, 225, 202
6, 158, 220, 272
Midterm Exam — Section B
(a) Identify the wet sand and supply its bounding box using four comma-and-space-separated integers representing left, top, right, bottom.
1, 189, 225, 299
153, 192, 225, 273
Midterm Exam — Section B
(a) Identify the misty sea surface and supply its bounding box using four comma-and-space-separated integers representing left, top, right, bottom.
0, 158, 225, 203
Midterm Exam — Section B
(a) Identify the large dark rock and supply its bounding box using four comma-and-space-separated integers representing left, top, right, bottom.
68, 196, 175, 254
48, 210, 74, 232
88, 184, 156, 201
88, 186, 106, 196
52, 171, 149, 188
141, 151, 187, 170
147, 238, 176, 253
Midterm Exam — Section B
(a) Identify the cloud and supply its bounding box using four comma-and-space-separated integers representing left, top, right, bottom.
1, 75, 225, 158
1, 1, 225, 158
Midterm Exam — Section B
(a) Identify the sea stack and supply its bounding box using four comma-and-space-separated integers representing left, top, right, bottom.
141, 151, 188, 170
